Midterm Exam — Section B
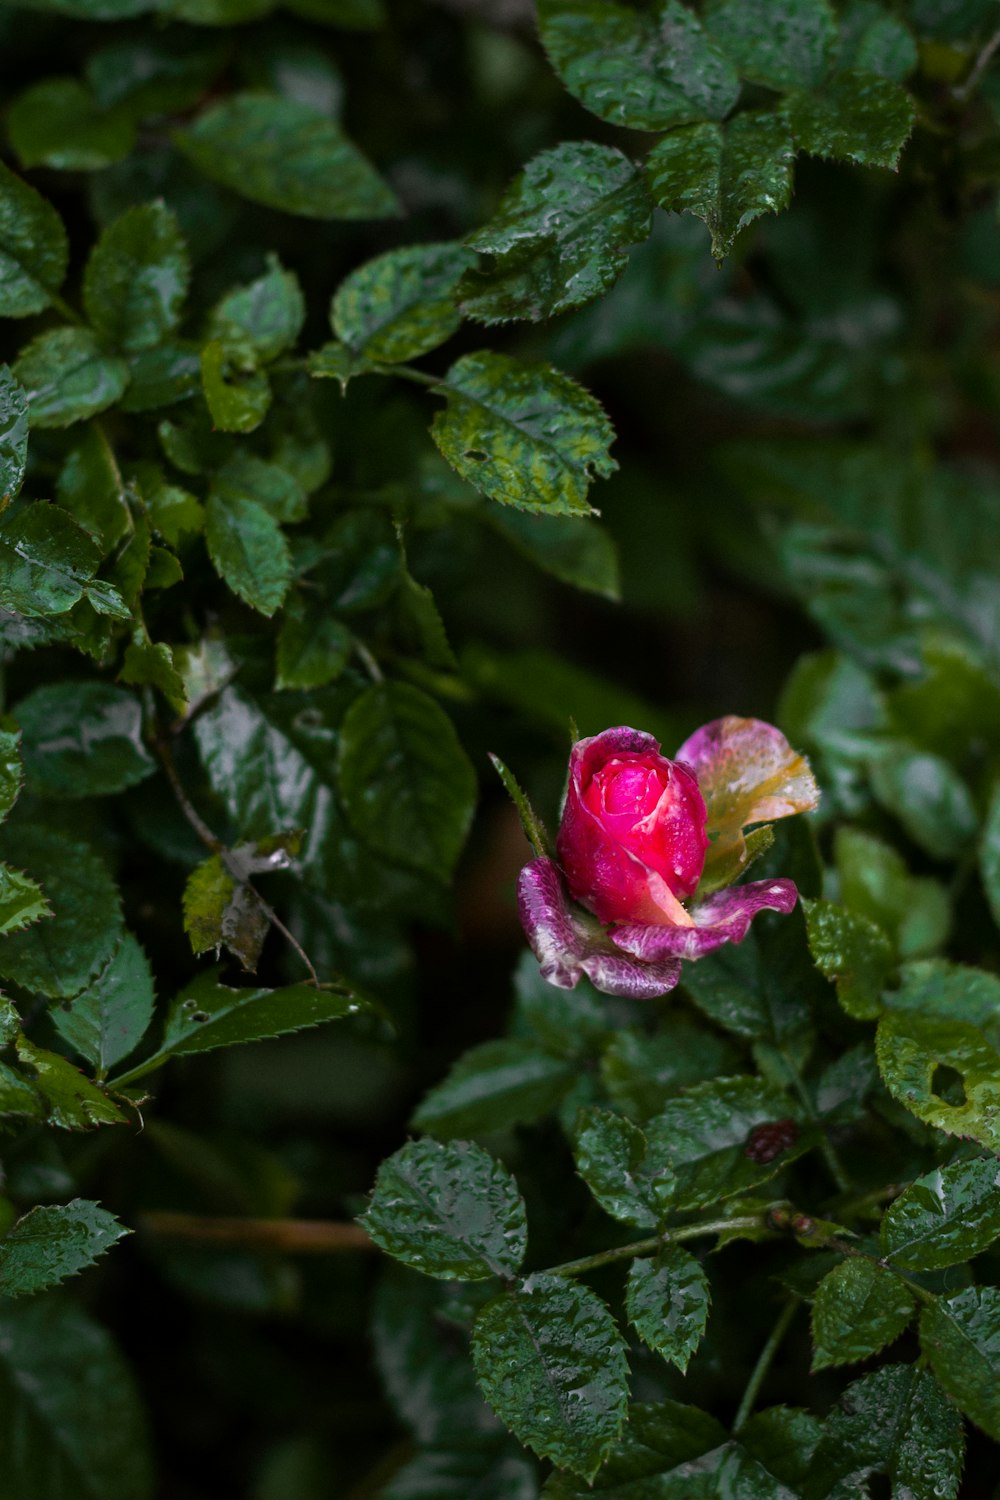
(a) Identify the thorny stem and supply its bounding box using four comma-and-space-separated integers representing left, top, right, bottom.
543, 1215, 766, 1278
153, 731, 321, 987
732, 1299, 800, 1433
955, 24, 1000, 102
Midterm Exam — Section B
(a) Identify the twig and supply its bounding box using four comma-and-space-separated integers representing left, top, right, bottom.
140, 1211, 375, 1253
543, 1214, 767, 1278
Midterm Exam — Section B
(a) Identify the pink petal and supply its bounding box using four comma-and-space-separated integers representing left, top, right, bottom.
610, 878, 799, 962
676, 716, 819, 836
517, 857, 682, 999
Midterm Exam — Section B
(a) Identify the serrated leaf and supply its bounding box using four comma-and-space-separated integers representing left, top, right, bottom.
544, 1399, 726, 1497
82, 203, 189, 354
837, 3, 917, 81
200, 339, 271, 433
705, 0, 836, 89
625, 1248, 710, 1372
0, 367, 29, 504
205, 492, 291, 617
644, 1076, 808, 1211
432, 351, 616, 516
16, 682, 156, 798
881, 1156, 1000, 1271
210, 254, 305, 362
119, 636, 187, 716
13, 328, 129, 429
681, 921, 816, 1042
783, 70, 915, 169
211, 453, 307, 525
177, 91, 399, 220
111, 971, 367, 1085
600, 1022, 739, 1119
337, 681, 475, 877
538, 0, 739, 131
489, 508, 620, 600
804, 1365, 963, 1500
461, 142, 652, 322
0, 1296, 153, 1500
876, 1010, 1000, 1151
16, 1037, 126, 1128
472, 1276, 628, 1480
0, 162, 69, 317
51, 933, 155, 1076
333, 242, 472, 362
647, 113, 793, 261
121, 341, 201, 412
803, 897, 894, 1018
574, 1107, 664, 1228
8, 78, 134, 171
0, 1199, 129, 1297
919, 1288, 1000, 1440
0, 864, 50, 935
0, 720, 23, 825
275, 592, 352, 691
363, 1137, 527, 1280
412, 1039, 574, 1139
307, 340, 379, 390
0, 827, 122, 1000
811, 1258, 915, 1369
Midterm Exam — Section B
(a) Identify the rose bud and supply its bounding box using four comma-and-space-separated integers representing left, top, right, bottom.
516, 717, 820, 997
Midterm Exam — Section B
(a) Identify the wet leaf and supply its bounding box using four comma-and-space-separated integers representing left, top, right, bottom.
920, 1288, 1000, 1440
16, 681, 156, 798
876, 1010, 1000, 1151
0, 162, 69, 317
625, 1248, 710, 1372
783, 70, 915, 169
881, 1156, 1000, 1272
0, 1199, 129, 1297
574, 1107, 663, 1228
205, 492, 291, 616
332, 243, 472, 362
51, 933, 156, 1075
412, 1039, 574, 1139
811, 1258, 915, 1369
13, 328, 129, 428
83, 203, 189, 353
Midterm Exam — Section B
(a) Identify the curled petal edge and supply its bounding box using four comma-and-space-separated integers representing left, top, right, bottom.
610, 877, 799, 962
517, 856, 682, 1000
675, 716, 820, 837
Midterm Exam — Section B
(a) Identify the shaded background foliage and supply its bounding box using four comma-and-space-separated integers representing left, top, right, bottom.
0, 0, 999, 1495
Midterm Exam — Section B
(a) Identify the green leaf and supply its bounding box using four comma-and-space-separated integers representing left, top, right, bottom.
811, 1258, 915, 1369
982, 780, 1000, 936
0, 1296, 153, 1500
487, 753, 552, 859
682, 921, 816, 1042
0, 368, 29, 504
56, 428, 130, 552
803, 897, 894, 1019
885, 958, 1000, 1034
211, 453, 307, 525
804, 1365, 963, 1500
835, 827, 950, 960
0, 827, 122, 1001
644, 1077, 808, 1211
200, 339, 271, 433
382, 1445, 536, 1500
920, 1288, 1000, 1440
538, 0, 739, 131
307, 340, 378, 390
0, 864, 49, 935
432, 351, 616, 517
625, 1248, 710, 1372
120, 342, 201, 413
182, 854, 269, 972
881, 1156, 1000, 1272
111, 971, 367, 1085
205, 492, 291, 617
275, 592, 352, 691
363, 1137, 527, 1280
647, 113, 794, 262
489, 508, 620, 600
411, 1039, 574, 1139
653, 114, 791, 267
705, 0, 836, 89
13, 328, 129, 429
783, 70, 915, 169
82, 203, 190, 354
51, 933, 155, 1076
837, 3, 917, 80
460, 143, 652, 323
337, 681, 476, 877
0, 161, 69, 317
869, 747, 978, 861
210, 254, 305, 362
16, 682, 156, 798
574, 1107, 664, 1229
471, 1276, 628, 1479
0, 1199, 129, 1297
332, 243, 472, 363
8, 78, 134, 171
0, 503, 106, 616
0, 720, 23, 823
177, 91, 399, 220
876, 1010, 1000, 1151
0, 1059, 44, 1122
600, 1022, 739, 1120
544, 1399, 726, 1497
16, 1037, 127, 1128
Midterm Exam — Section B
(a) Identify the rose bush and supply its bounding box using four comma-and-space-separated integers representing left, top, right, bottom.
518, 717, 819, 998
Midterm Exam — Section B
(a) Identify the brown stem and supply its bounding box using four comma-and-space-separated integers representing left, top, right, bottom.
140, 1211, 375, 1253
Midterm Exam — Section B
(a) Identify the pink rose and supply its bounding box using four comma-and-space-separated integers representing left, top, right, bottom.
516, 717, 820, 999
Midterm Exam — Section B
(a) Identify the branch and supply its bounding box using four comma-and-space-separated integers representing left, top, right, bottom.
140, 1211, 375, 1253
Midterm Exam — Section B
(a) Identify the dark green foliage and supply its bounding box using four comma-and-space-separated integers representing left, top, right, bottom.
0, 0, 997, 1493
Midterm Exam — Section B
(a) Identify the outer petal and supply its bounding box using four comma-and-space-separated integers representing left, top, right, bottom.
610, 877, 799, 962
517, 856, 682, 999
675, 716, 819, 834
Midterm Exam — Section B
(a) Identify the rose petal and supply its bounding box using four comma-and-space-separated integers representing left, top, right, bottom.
676, 717, 819, 889
517, 856, 682, 999
610, 877, 799, 961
